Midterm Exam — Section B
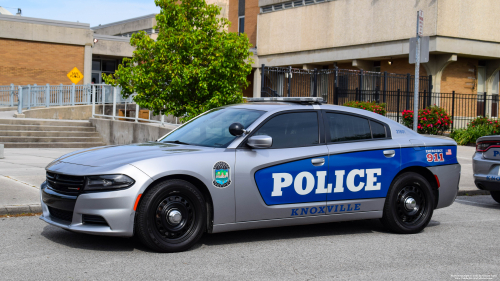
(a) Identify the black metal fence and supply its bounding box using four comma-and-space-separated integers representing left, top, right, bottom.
261, 65, 499, 130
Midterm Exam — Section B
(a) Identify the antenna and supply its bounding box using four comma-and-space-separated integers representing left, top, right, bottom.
16, 8, 21, 16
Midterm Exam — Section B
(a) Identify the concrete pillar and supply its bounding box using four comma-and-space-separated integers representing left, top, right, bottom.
485, 60, 500, 117
422, 54, 457, 94
83, 44, 92, 84
253, 67, 261, 98
352, 59, 374, 71
302, 64, 316, 70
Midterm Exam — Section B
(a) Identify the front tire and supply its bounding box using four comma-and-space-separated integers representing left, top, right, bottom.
135, 179, 207, 253
381, 172, 435, 234
490, 191, 500, 204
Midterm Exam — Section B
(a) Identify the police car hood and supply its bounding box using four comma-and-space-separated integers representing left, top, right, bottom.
48, 142, 211, 169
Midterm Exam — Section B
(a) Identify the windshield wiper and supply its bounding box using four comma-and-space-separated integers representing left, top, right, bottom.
163, 140, 191, 145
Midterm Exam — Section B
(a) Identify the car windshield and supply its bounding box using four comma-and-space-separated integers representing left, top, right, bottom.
160, 108, 265, 148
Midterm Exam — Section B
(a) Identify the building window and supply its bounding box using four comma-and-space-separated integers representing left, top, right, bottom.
238, 0, 245, 34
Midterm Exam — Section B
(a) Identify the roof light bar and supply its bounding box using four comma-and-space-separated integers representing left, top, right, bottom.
247, 97, 324, 104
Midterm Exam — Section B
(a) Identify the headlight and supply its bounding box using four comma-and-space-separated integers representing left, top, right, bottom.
85, 175, 135, 191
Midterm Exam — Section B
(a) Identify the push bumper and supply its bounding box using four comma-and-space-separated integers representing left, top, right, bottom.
427, 164, 461, 209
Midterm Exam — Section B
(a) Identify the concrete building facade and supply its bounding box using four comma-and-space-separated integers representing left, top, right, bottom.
230, 0, 500, 100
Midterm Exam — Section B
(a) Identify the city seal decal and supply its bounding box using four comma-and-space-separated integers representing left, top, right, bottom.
213, 161, 231, 188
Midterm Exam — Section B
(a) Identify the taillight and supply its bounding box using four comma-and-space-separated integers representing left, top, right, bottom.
476, 141, 500, 152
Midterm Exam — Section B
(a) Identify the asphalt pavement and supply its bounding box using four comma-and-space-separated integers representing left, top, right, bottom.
0, 195, 498, 280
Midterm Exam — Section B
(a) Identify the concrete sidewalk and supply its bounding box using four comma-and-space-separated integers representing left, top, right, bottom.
0, 146, 482, 215
0, 148, 80, 215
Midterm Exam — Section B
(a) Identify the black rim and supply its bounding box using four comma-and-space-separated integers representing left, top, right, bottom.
395, 184, 427, 226
153, 194, 196, 243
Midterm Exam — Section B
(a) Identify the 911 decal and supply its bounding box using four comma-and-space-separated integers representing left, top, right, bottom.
426, 149, 444, 162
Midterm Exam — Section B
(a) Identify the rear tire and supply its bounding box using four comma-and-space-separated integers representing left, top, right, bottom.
380, 172, 435, 234
490, 191, 500, 204
135, 179, 206, 253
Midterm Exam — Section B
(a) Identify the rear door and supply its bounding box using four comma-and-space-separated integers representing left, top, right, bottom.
234, 110, 329, 222
323, 111, 401, 213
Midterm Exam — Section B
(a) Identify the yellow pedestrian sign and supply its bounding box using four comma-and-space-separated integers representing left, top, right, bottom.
67, 67, 83, 84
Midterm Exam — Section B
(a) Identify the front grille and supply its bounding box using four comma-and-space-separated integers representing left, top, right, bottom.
48, 206, 73, 222
46, 172, 85, 195
82, 215, 109, 226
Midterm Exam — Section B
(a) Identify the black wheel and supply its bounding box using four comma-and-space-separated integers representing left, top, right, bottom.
135, 179, 206, 253
381, 172, 435, 234
490, 191, 500, 204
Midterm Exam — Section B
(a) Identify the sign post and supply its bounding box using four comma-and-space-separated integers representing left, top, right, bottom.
413, 10, 423, 132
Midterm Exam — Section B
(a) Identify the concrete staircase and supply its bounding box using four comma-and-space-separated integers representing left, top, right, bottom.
0, 119, 106, 148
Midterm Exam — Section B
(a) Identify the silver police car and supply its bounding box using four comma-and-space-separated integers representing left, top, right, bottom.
473, 135, 500, 203
40, 97, 460, 252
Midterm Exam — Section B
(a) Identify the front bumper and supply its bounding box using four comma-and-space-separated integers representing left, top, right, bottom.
39, 165, 152, 237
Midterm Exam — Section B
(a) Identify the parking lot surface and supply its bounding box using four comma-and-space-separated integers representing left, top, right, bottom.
0, 195, 498, 280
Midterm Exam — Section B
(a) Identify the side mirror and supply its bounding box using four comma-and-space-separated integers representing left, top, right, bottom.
247, 135, 273, 149
229, 123, 246, 136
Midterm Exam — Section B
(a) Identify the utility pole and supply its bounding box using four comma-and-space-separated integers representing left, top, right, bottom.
413, 10, 423, 132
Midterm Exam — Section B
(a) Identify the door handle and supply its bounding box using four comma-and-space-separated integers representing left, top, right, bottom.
311, 158, 325, 166
383, 150, 395, 158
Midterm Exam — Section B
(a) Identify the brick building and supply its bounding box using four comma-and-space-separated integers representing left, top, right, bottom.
229, 0, 500, 108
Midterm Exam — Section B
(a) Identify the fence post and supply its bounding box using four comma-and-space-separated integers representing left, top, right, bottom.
428, 75, 433, 107
135, 102, 139, 123
483, 92, 487, 118
383, 72, 387, 103
59, 84, 63, 106
451, 91, 455, 131
112, 87, 117, 120
406, 73, 410, 110
261, 64, 265, 95
91, 85, 96, 118
422, 90, 426, 109
27, 85, 31, 110
71, 83, 75, 106
10, 83, 14, 107
397, 89, 401, 123
355, 88, 359, 101
313, 68, 318, 97
359, 70, 364, 101
17, 86, 23, 114
287, 66, 292, 97
334, 66, 339, 105
45, 84, 50, 107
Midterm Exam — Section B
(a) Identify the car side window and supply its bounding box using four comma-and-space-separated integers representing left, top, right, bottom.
371, 121, 387, 139
327, 113, 372, 142
253, 112, 319, 148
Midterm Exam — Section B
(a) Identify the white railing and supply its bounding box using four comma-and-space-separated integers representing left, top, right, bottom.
90, 85, 181, 126
0, 83, 180, 126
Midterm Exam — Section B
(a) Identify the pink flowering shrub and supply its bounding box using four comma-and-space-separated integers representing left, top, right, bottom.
401, 105, 451, 135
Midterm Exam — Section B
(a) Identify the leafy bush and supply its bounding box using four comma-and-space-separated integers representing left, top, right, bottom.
467, 116, 500, 129
401, 105, 452, 135
450, 116, 500, 145
450, 125, 497, 145
343, 101, 386, 116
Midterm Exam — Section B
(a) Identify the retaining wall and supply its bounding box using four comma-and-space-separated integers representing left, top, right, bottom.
89, 118, 176, 145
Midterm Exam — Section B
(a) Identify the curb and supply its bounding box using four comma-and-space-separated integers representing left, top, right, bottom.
457, 190, 490, 196
0, 204, 42, 216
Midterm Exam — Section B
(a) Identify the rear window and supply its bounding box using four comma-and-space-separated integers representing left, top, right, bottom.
326, 112, 388, 143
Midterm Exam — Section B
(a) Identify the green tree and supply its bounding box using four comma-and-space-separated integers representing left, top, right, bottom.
103, 0, 253, 121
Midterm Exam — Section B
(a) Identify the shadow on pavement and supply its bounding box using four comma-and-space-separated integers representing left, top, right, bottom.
40, 218, 443, 252
40, 225, 153, 253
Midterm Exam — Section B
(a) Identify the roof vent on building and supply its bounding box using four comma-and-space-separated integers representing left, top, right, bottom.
16, 8, 21, 16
